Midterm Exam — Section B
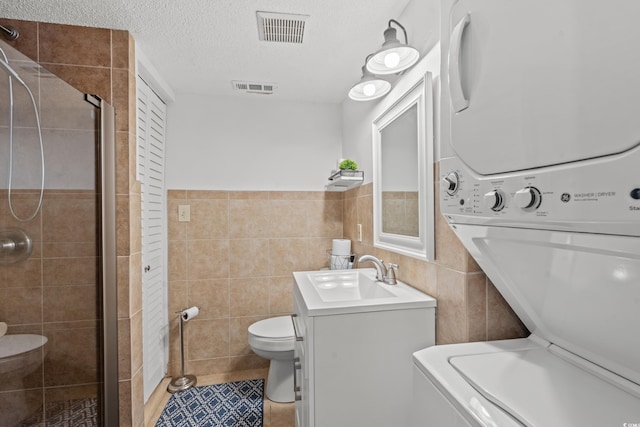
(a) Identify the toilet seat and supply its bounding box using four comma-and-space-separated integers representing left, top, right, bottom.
0, 334, 47, 359
248, 316, 294, 352
248, 316, 294, 339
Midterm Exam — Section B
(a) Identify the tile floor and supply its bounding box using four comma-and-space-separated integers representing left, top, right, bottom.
145, 368, 295, 427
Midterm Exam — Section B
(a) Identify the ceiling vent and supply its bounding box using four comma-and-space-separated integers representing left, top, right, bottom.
256, 11, 309, 44
231, 80, 277, 95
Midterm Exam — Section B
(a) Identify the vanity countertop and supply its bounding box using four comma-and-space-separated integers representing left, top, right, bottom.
293, 268, 436, 316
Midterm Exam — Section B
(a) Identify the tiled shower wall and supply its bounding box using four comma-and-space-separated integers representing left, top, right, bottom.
167, 178, 527, 376
0, 18, 143, 426
167, 190, 342, 376
0, 190, 99, 426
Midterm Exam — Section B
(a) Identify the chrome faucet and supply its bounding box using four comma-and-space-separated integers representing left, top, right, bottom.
357, 255, 399, 285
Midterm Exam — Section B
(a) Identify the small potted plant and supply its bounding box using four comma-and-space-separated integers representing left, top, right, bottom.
338, 159, 358, 170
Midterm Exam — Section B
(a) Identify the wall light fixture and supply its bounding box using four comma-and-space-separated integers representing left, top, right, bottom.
366, 19, 419, 75
348, 59, 392, 102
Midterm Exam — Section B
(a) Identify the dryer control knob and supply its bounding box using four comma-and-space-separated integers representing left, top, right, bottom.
513, 187, 542, 209
484, 189, 506, 212
443, 172, 460, 196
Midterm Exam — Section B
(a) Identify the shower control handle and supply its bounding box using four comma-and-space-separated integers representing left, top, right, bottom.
0, 228, 33, 265
1, 238, 16, 252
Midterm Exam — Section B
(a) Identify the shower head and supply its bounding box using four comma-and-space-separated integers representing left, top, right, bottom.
0, 25, 19, 41
0, 57, 27, 88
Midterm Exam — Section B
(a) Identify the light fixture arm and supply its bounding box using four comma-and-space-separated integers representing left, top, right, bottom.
388, 19, 409, 45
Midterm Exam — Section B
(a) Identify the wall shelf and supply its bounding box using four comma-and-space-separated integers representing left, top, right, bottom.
325, 170, 364, 192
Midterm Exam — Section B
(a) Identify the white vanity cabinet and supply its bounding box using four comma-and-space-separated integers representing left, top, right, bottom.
292, 269, 436, 427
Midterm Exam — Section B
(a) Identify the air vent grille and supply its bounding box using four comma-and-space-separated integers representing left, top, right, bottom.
231, 81, 277, 95
257, 11, 308, 44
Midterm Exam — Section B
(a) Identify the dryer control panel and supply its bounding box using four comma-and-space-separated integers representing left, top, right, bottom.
440, 148, 640, 236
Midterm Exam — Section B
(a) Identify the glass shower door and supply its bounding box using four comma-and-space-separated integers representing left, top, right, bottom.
0, 38, 115, 426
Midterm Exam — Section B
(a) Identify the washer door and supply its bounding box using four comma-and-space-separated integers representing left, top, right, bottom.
451, 223, 640, 385
448, 0, 640, 174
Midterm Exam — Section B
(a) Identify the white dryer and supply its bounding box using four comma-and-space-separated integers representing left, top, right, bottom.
413, 0, 640, 425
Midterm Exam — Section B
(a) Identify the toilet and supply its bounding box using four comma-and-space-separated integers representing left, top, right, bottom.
248, 315, 295, 403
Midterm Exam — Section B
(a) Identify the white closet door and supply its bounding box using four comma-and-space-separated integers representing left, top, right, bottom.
137, 76, 168, 402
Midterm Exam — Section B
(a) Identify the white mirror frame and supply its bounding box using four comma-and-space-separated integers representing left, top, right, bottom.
372, 72, 435, 261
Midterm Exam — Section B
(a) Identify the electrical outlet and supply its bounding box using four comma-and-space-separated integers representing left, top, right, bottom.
178, 205, 190, 222
357, 224, 363, 242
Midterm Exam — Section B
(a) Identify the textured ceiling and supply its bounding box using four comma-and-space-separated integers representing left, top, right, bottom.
1, 0, 429, 103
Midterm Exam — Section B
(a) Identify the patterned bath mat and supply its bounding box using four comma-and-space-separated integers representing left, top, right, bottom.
19, 397, 98, 426
155, 379, 264, 427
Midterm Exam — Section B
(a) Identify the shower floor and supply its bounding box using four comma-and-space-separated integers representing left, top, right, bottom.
20, 397, 98, 427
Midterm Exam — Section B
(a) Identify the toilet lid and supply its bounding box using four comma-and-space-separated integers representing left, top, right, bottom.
248, 316, 294, 339
0, 334, 48, 358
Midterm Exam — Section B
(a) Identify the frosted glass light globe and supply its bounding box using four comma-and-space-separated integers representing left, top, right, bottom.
363, 83, 376, 97
384, 52, 400, 69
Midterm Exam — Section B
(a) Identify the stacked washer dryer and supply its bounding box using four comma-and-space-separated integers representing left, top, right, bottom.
412, 0, 640, 425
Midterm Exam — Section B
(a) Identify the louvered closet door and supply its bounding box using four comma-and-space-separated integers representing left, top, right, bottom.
137, 76, 168, 402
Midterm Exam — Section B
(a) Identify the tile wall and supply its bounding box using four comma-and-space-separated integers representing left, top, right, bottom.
167, 190, 342, 376
0, 190, 99, 426
0, 18, 143, 426
167, 176, 527, 377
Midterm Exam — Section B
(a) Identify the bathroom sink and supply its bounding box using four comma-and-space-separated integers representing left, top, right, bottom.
308, 270, 395, 302
294, 268, 436, 316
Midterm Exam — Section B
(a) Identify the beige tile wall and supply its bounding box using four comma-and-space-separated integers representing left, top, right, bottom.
0, 190, 99, 422
0, 18, 143, 427
168, 177, 527, 379
167, 190, 343, 376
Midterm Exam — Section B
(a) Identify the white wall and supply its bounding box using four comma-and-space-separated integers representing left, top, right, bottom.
165, 0, 441, 191
341, 0, 441, 184
166, 94, 342, 190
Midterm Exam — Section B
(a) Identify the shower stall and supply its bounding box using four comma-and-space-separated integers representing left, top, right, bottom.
0, 36, 118, 426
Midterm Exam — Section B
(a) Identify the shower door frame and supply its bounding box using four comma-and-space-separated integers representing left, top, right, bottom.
96, 96, 119, 426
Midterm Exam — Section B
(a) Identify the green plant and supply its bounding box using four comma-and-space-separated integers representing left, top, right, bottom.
338, 159, 358, 170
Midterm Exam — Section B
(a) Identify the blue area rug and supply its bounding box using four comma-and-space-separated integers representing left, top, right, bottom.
155, 379, 264, 427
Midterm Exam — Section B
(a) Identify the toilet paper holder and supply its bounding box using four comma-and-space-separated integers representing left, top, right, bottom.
167, 306, 199, 393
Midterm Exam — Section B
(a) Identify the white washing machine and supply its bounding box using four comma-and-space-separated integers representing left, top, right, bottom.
413, 150, 640, 425
412, 0, 640, 425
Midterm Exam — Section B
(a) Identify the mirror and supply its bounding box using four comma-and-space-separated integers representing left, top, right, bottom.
372, 73, 434, 260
